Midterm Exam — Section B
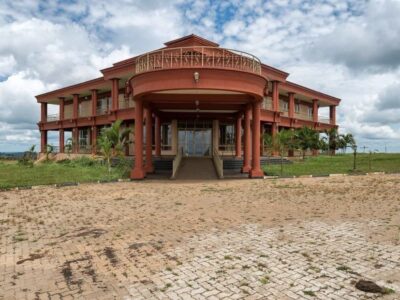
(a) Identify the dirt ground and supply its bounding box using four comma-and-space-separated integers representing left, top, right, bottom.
0, 174, 400, 299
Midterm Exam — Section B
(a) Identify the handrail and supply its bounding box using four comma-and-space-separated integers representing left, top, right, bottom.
212, 148, 224, 179
135, 46, 262, 75
171, 147, 183, 179
318, 115, 331, 124
46, 114, 59, 122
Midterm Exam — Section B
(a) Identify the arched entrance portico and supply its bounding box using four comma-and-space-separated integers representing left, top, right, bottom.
129, 57, 267, 179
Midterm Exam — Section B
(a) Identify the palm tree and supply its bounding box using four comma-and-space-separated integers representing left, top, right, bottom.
273, 129, 295, 175
326, 128, 340, 156
295, 126, 320, 159
98, 120, 131, 172
65, 137, 73, 157
45, 144, 54, 161
97, 133, 113, 173
341, 133, 356, 154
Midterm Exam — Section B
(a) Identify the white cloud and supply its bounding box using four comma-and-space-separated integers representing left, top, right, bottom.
0, 0, 399, 152
308, 0, 400, 71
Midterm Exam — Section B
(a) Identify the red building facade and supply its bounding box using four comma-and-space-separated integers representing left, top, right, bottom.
36, 34, 340, 179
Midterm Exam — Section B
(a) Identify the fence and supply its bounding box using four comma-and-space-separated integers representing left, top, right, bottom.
262, 151, 400, 177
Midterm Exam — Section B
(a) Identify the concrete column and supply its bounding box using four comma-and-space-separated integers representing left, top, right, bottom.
59, 97, 65, 121
41, 102, 47, 122
91, 126, 97, 155
171, 119, 178, 155
111, 78, 120, 111
288, 129, 294, 157
288, 93, 295, 118
91, 89, 98, 116
235, 115, 242, 158
272, 122, 279, 157
272, 81, 280, 112
72, 94, 79, 119
242, 103, 252, 173
40, 130, 47, 153
59, 129, 64, 153
155, 115, 161, 157
131, 98, 145, 179
212, 120, 218, 152
72, 128, 78, 154
144, 107, 154, 173
330, 105, 336, 125
313, 99, 318, 123
250, 101, 264, 178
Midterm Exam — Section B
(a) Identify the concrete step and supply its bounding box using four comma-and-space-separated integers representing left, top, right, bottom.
175, 157, 218, 180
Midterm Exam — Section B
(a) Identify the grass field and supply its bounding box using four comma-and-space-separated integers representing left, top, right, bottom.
0, 158, 127, 189
263, 153, 400, 176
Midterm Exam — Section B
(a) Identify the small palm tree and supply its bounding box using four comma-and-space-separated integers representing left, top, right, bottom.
65, 137, 73, 157
326, 128, 340, 156
98, 120, 131, 173
295, 126, 320, 159
97, 133, 113, 173
341, 133, 356, 154
45, 144, 54, 161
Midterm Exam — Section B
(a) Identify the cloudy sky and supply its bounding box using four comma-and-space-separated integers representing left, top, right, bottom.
0, 0, 399, 152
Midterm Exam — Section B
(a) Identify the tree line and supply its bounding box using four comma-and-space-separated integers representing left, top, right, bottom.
263, 127, 356, 158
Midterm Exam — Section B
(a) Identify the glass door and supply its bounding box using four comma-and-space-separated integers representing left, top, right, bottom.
178, 120, 212, 157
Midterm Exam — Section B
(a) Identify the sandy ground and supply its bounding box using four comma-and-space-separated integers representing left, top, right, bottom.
0, 174, 400, 299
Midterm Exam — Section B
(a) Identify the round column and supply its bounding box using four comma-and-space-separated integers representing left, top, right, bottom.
235, 115, 242, 158
155, 116, 161, 157
144, 107, 154, 173
250, 100, 264, 178
241, 103, 252, 173
131, 98, 145, 179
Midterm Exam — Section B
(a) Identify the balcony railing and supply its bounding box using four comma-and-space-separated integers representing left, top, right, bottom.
46, 114, 59, 122
318, 115, 331, 124
135, 46, 262, 75
96, 107, 109, 116
294, 112, 313, 121
119, 99, 135, 109
78, 144, 92, 154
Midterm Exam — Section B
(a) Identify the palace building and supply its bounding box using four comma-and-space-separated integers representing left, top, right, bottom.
36, 34, 340, 179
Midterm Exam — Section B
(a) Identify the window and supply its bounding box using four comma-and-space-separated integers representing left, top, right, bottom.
161, 123, 172, 149
96, 97, 110, 115
219, 123, 235, 147
295, 103, 300, 113
282, 102, 288, 112
307, 107, 313, 117
79, 128, 90, 147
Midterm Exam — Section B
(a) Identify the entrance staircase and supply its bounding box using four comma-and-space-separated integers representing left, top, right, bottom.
174, 157, 218, 180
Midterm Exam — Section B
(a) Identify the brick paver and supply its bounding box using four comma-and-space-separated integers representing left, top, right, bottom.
1, 175, 399, 299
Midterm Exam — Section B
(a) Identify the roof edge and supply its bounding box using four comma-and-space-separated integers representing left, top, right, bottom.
164, 34, 219, 47
36, 77, 106, 102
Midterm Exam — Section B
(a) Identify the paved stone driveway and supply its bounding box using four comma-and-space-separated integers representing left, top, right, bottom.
125, 221, 399, 300
1, 176, 400, 299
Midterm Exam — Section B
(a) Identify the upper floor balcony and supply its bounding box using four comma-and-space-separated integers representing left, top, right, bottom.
135, 46, 262, 76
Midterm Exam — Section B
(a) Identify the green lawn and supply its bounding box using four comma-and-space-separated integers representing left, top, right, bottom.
263, 153, 400, 176
0, 158, 128, 189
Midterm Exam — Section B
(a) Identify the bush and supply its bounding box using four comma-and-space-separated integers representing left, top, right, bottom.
71, 156, 98, 167
114, 157, 132, 178
56, 159, 72, 165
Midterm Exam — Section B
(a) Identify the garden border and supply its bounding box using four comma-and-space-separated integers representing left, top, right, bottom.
0, 171, 398, 192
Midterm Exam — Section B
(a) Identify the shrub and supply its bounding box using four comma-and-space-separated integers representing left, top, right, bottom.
71, 156, 98, 167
